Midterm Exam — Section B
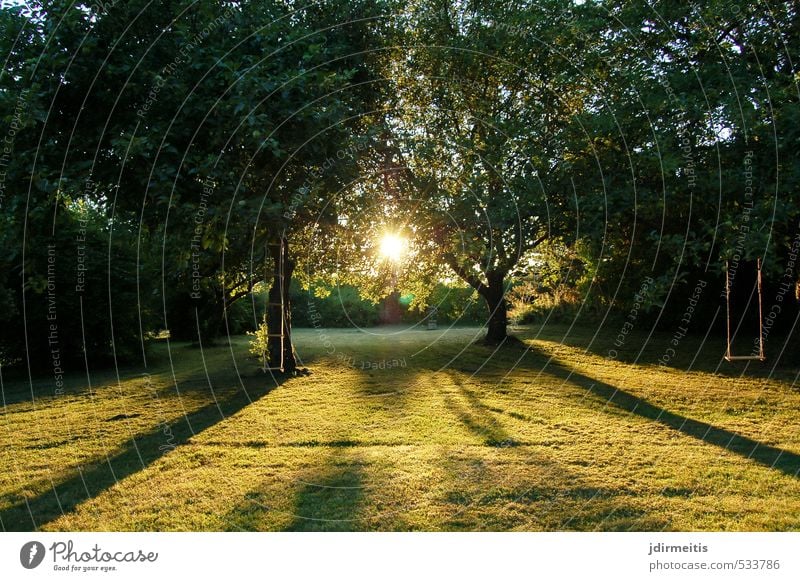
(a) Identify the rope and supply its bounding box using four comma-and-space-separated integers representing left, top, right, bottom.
725, 257, 765, 362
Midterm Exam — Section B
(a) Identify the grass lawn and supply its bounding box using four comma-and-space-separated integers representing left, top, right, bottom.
1, 323, 799, 531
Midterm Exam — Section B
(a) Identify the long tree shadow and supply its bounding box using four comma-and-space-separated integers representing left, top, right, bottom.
0, 373, 288, 531
519, 347, 800, 479
282, 461, 364, 531
408, 338, 800, 479
284, 464, 364, 531
435, 371, 671, 530
443, 372, 521, 448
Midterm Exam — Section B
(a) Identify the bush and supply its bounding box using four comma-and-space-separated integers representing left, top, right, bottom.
247, 320, 269, 367
507, 281, 585, 325
295, 285, 381, 327
421, 284, 485, 325
0, 202, 158, 370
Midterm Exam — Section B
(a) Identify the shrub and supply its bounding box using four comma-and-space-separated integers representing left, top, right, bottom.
247, 319, 269, 367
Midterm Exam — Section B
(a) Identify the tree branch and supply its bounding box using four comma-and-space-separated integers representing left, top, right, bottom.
527, 232, 548, 251
443, 253, 488, 295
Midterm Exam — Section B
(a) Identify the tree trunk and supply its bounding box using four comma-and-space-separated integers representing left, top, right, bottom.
379, 291, 403, 325
267, 236, 296, 372
481, 271, 508, 345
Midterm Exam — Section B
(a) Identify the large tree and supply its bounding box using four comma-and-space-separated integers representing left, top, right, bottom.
563, 0, 800, 330
383, 0, 592, 343
1, 0, 394, 372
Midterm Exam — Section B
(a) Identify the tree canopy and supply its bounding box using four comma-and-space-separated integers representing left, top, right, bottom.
1, 0, 798, 368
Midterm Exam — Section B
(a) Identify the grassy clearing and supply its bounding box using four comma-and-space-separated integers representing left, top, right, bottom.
1, 324, 799, 531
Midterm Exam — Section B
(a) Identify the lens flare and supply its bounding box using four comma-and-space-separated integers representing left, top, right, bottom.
379, 233, 407, 262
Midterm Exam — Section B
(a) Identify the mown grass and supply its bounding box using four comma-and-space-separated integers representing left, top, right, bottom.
1, 324, 799, 531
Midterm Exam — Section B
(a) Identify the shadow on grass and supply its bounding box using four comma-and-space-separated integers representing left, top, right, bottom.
408, 337, 800, 480
523, 348, 800, 480
0, 373, 288, 531
224, 453, 365, 532
0, 367, 132, 407
438, 451, 669, 531
283, 460, 364, 531
443, 372, 520, 448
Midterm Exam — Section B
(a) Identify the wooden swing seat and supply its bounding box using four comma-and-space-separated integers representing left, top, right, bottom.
724, 355, 766, 362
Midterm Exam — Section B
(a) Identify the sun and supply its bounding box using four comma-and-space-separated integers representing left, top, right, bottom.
379, 232, 407, 262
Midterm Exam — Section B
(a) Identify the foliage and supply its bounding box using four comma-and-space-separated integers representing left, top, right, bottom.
2, 0, 799, 365
0, 0, 396, 368
563, 0, 800, 329
0, 199, 158, 368
247, 320, 269, 368
418, 284, 485, 326
368, 0, 600, 341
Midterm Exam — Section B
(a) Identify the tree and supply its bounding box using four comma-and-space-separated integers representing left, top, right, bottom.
1, 0, 395, 373
0, 3, 163, 368
383, 0, 589, 343
563, 0, 800, 330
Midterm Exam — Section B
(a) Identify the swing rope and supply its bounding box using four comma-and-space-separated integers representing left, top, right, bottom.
724, 257, 765, 362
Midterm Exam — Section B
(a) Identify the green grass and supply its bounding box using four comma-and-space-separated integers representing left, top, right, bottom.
1, 324, 799, 531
